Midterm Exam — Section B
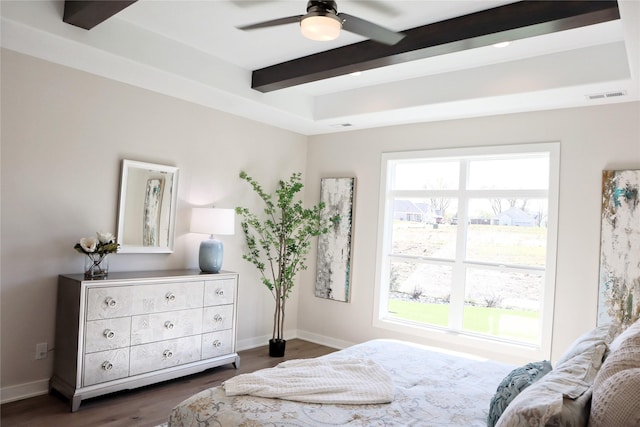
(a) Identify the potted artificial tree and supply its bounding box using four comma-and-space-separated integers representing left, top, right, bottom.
236, 171, 336, 357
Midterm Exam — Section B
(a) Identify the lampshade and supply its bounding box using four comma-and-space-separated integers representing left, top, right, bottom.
190, 208, 235, 236
190, 208, 235, 273
300, 15, 341, 41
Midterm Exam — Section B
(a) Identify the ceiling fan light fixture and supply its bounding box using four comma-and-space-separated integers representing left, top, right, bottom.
300, 14, 341, 41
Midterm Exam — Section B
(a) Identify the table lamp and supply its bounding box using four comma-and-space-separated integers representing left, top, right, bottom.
190, 208, 235, 273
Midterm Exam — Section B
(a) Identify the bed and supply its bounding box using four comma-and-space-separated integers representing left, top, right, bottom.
168, 339, 514, 426
169, 322, 640, 427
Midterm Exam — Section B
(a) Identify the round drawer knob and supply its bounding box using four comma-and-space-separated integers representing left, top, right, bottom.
105, 297, 117, 308
213, 340, 222, 348
103, 329, 116, 339
165, 292, 176, 302
215, 288, 224, 296
102, 361, 113, 371
214, 314, 223, 323
163, 349, 173, 359
164, 321, 175, 330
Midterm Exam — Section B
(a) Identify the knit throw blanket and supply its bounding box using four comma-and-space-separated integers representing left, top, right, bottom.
222, 357, 394, 404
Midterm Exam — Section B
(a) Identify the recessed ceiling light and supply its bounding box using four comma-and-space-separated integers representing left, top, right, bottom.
349, 71, 362, 77
493, 41, 511, 48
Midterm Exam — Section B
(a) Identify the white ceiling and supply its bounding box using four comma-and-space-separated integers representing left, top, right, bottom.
1, 0, 639, 135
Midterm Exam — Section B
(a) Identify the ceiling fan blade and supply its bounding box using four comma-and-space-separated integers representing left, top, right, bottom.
339, 12, 404, 45
237, 15, 301, 30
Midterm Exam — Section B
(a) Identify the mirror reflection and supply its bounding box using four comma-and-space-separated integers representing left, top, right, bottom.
117, 160, 179, 253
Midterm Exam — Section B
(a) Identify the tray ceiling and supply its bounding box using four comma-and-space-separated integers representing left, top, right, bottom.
1, 1, 638, 135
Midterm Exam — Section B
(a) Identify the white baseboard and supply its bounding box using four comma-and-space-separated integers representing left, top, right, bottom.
236, 334, 273, 351
235, 329, 306, 351
236, 330, 353, 352
295, 330, 355, 350
1, 378, 50, 405
2, 331, 352, 404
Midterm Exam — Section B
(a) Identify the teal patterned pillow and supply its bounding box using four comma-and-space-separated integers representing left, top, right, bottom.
487, 360, 553, 427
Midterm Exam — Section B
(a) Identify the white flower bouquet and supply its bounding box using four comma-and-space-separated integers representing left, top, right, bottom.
74, 232, 119, 278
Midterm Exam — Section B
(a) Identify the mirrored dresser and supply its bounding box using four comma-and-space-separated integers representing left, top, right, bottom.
50, 269, 239, 411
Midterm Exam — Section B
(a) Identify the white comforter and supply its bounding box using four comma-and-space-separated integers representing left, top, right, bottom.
169, 339, 514, 427
222, 357, 394, 404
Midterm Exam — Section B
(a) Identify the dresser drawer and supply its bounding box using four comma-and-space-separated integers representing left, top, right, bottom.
83, 348, 129, 386
84, 317, 131, 354
203, 279, 235, 306
86, 281, 204, 320
86, 287, 134, 320
202, 329, 234, 359
129, 335, 201, 376
131, 281, 204, 315
202, 304, 234, 333
130, 308, 203, 345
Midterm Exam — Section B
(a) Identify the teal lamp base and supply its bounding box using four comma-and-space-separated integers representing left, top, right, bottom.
199, 237, 223, 273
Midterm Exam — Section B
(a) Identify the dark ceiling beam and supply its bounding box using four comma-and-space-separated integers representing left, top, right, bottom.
63, 1, 138, 30
251, 1, 620, 93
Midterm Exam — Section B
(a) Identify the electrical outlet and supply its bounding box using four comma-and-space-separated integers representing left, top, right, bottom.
36, 342, 48, 360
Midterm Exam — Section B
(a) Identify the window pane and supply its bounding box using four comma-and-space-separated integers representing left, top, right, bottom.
392, 198, 458, 259
468, 154, 549, 190
392, 160, 459, 190
388, 261, 453, 327
466, 198, 548, 267
463, 267, 542, 344
378, 144, 558, 354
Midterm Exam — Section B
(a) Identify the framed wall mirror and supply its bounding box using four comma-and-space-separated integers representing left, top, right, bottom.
117, 160, 179, 253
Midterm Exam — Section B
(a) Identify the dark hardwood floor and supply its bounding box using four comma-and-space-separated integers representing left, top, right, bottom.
1, 339, 336, 427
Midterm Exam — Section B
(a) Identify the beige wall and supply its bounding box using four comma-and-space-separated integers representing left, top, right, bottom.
299, 102, 640, 364
2, 47, 640, 401
0, 49, 307, 399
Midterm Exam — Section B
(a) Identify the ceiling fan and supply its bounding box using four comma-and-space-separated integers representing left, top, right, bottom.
236, 0, 405, 45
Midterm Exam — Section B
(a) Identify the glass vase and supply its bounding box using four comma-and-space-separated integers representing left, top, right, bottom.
84, 254, 109, 279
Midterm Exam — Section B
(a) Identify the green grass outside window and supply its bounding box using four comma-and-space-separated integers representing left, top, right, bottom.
388, 299, 540, 344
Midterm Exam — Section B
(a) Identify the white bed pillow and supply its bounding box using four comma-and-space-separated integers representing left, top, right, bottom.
609, 318, 640, 352
496, 325, 613, 427
556, 323, 617, 366
590, 332, 640, 426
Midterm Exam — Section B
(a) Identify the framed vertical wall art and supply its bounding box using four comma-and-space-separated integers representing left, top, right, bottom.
597, 169, 640, 326
315, 177, 356, 302
143, 178, 164, 246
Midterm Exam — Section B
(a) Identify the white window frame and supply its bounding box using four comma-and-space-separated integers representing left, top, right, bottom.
373, 142, 560, 362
